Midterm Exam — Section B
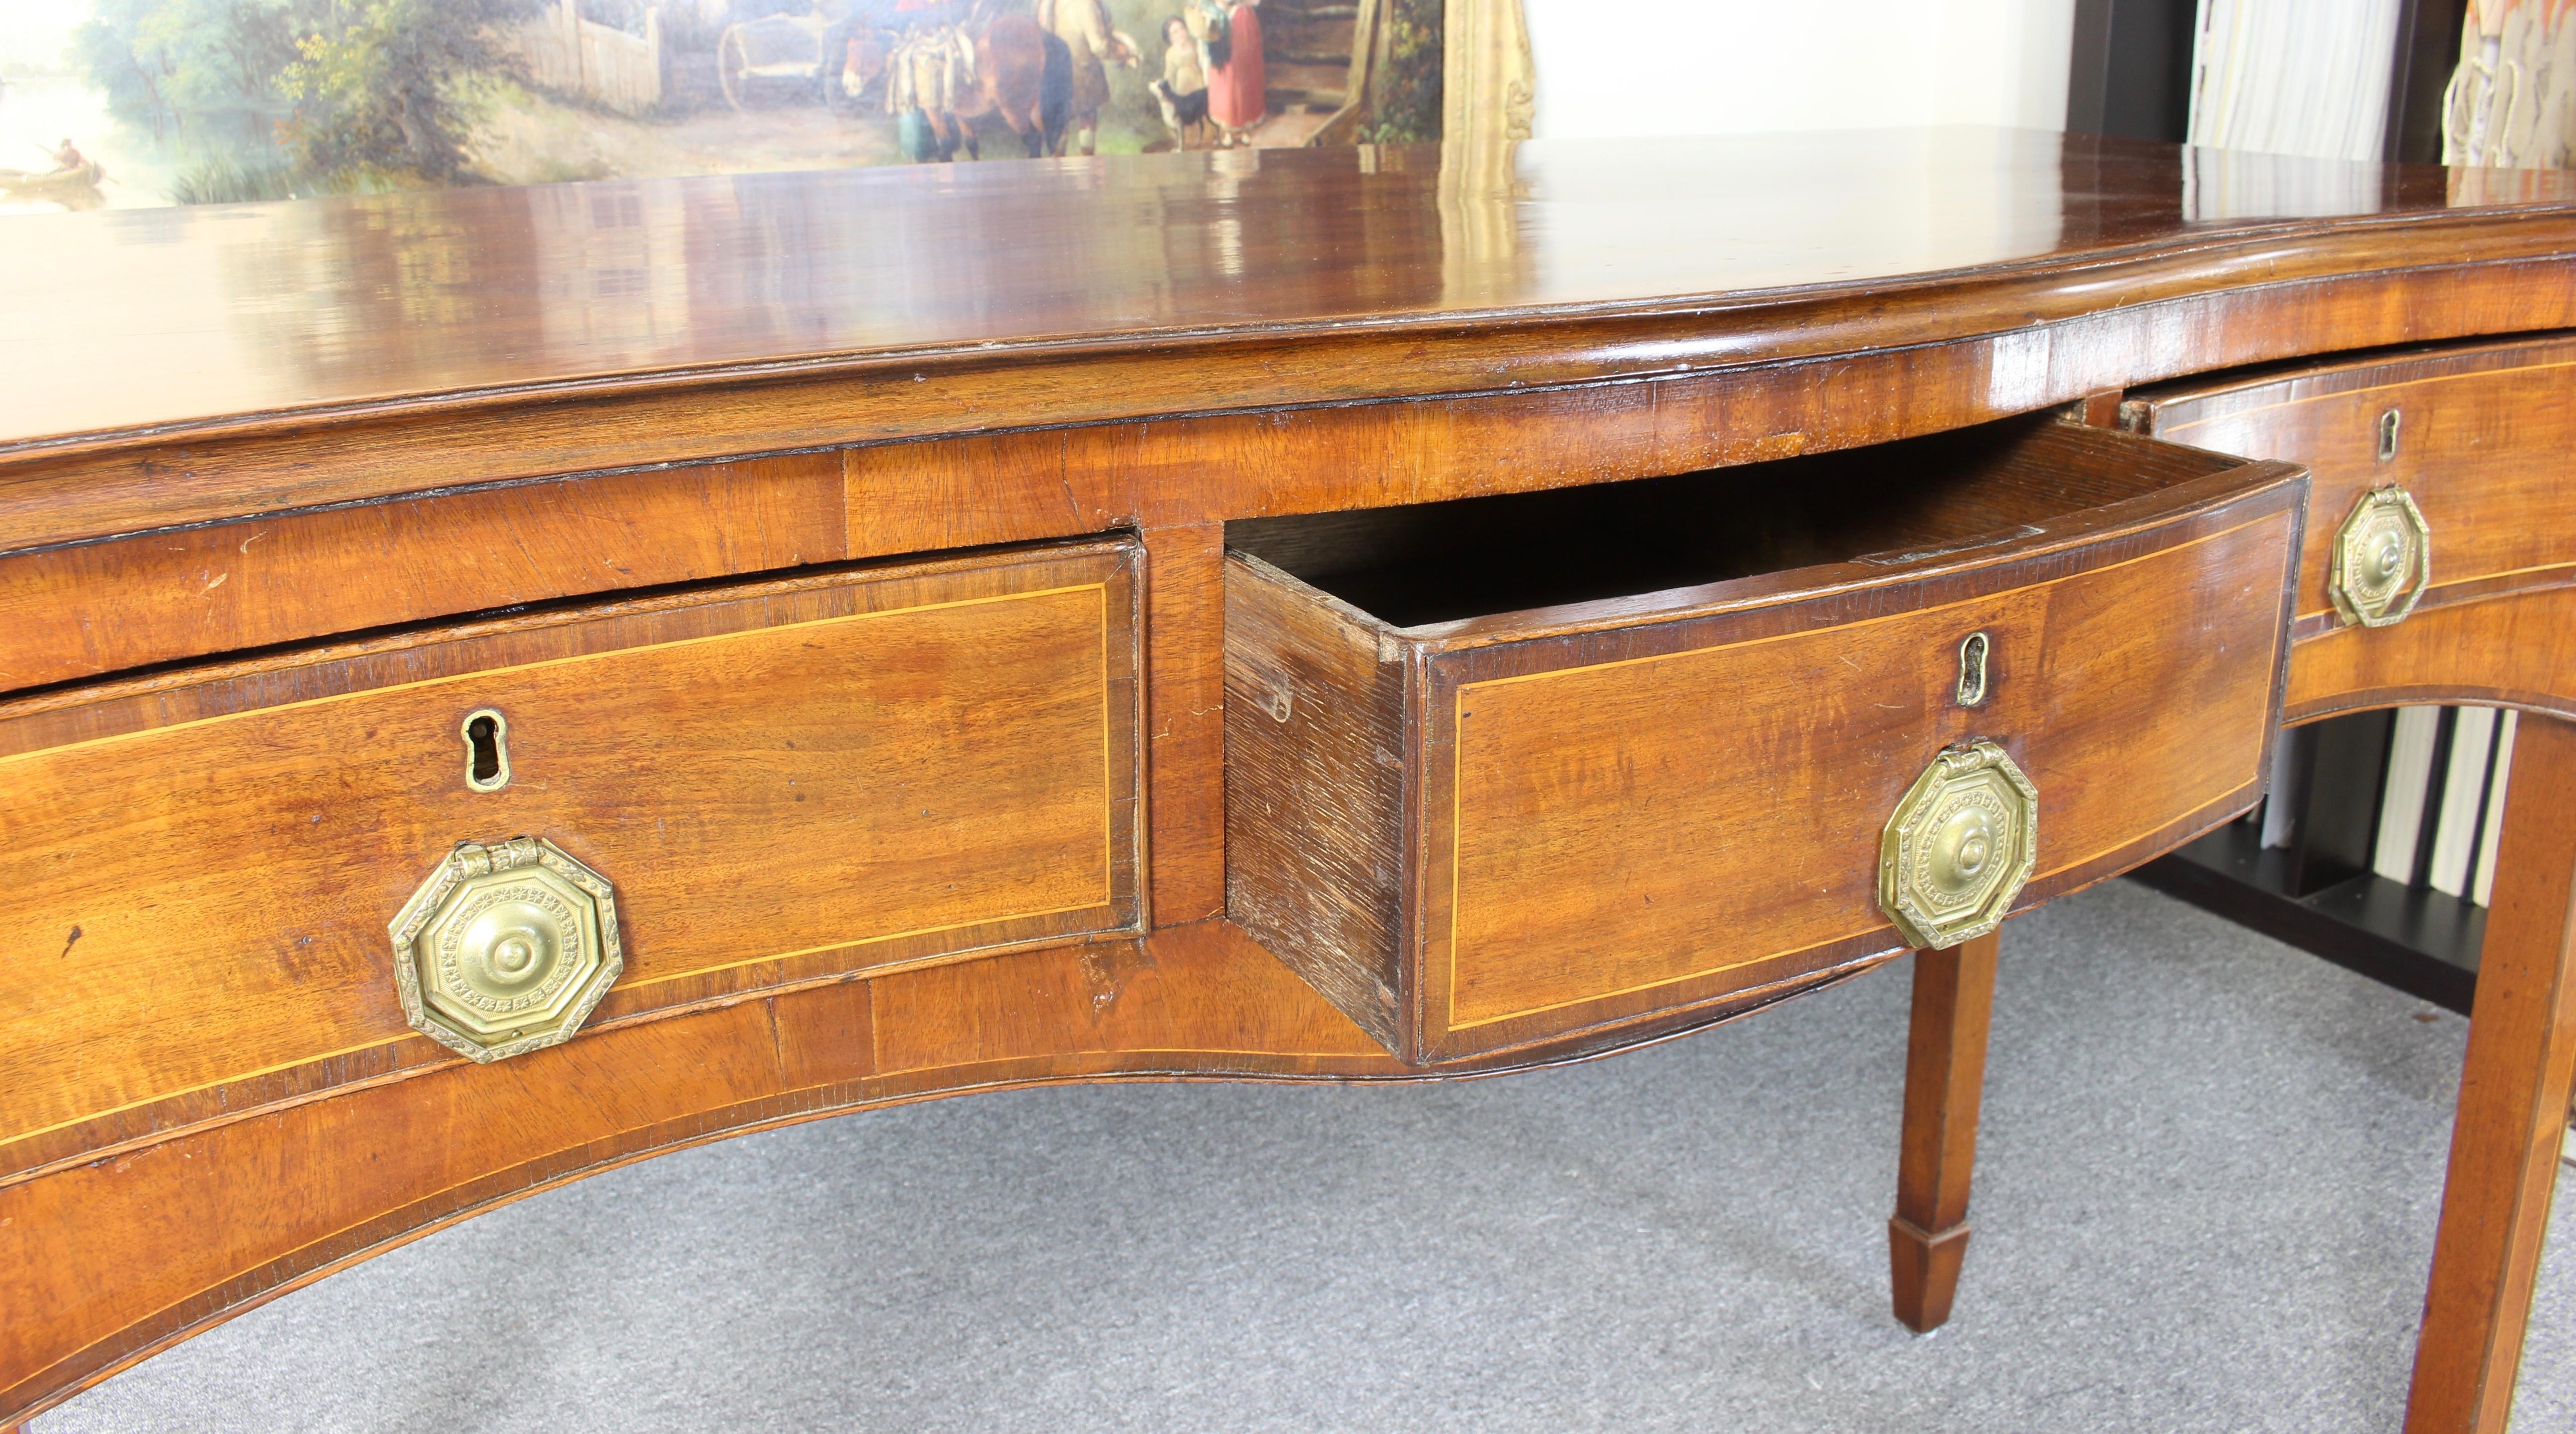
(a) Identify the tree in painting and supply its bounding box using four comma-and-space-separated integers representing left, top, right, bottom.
71, 0, 538, 199
1357, 0, 1440, 144
5, 0, 1449, 212
277, 0, 543, 180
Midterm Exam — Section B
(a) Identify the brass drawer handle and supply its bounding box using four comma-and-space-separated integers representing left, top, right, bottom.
389, 837, 624, 1064
1879, 740, 2037, 951
2329, 485, 2431, 628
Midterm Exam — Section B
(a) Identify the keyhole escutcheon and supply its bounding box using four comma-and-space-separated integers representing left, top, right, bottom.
1956, 632, 1991, 708
463, 709, 511, 792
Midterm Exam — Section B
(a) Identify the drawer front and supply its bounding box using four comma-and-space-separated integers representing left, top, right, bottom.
1227, 437, 2305, 1067
2131, 335, 2576, 636
0, 538, 1140, 1176
1413, 497, 2296, 1058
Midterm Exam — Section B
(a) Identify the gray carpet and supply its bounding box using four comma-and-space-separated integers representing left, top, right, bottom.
33, 880, 2576, 1433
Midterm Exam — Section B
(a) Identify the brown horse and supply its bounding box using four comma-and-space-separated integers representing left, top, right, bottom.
846, 15, 1070, 161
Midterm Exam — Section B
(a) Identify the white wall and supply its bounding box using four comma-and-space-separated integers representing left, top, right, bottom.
1524, 0, 2077, 140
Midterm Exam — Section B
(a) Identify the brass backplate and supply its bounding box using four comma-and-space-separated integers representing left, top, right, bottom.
389, 836, 624, 1063
2329, 485, 2431, 628
1878, 740, 2038, 951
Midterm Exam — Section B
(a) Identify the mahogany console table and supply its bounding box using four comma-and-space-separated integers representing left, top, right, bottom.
4, 129, 2575, 1432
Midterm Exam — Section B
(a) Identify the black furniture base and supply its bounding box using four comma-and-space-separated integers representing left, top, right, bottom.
2132, 821, 2482, 1015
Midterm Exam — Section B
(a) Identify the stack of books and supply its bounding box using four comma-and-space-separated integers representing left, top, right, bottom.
2186, 0, 2408, 162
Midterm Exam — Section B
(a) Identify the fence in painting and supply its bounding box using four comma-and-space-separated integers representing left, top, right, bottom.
512, 0, 664, 115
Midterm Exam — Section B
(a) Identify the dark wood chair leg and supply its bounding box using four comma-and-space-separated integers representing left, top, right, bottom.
2406, 714, 2576, 1434
1889, 929, 2000, 1334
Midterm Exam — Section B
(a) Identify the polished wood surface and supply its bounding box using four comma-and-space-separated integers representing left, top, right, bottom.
0, 454, 846, 691
2131, 334, 2576, 639
8, 133, 2576, 556
2113, 336, 2576, 1434
1141, 524, 1229, 926
1227, 420, 2301, 1062
0, 538, 1141, 1186
2132, 336, 2576, 724
7, 132, 2576, 1429
1890, 933, 2000, 1335
0, 915, 1881, 1419
2407, 715, 2576, 1433
6, 131, 2566, 452
2286, 586, 2576, 722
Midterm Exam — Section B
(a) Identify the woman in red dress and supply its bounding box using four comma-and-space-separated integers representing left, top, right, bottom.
1202, 0, 1265, 145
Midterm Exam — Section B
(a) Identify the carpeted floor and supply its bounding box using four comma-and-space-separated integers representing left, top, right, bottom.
32, 880, 2576, 1433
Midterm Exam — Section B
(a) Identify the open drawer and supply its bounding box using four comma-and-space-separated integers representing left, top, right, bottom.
1223, 416, 2307, 1064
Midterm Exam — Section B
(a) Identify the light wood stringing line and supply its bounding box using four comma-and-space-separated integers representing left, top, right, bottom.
2149, 359, 2576, 439
2158, 360, 2576, 601
0, 582, 1124, 1150
0, 583, 1109, 767
1441, 516, 2285, 1030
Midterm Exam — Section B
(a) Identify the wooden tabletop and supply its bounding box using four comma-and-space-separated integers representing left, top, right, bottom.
8, 127, 2575, 455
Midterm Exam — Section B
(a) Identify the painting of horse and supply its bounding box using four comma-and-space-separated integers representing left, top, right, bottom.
0, 0, 1449, 212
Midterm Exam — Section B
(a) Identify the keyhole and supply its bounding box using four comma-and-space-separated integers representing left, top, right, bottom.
1956, 632, 1991, 708
2378, 408, 2401, 462
463, 709, 510, 793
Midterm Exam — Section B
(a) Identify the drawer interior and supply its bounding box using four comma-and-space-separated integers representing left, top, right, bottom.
1223, 413, 2301, 1065
1227, 413, 2242, 628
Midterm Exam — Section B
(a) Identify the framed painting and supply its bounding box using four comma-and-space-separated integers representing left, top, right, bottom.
0, 0, 1529, 214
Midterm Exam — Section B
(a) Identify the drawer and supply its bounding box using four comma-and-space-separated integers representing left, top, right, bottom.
0, 537, 1139, 1175
1225, 418, 2305, 1064
2127, 334, 2576, 637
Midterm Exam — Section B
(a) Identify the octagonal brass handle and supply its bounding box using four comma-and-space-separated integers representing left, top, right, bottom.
389, 836, 624, 1064
1879, 740, 2038, 951
2329, 485, 2431, 628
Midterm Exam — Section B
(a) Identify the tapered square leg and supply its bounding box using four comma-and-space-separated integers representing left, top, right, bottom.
2406, 715, 2576, 1434
1889, 930, 2000, 1334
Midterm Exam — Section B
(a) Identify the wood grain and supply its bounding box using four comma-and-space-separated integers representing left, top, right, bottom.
1229, 421, 2303, 1062
1142, 525, 1227, 925
7, 130, 2576, 1429
2286, 587, 2576, 724
1417, 499, 2296, 1060
0, 539, 1141, 1182
2406, 715, 2576, 1434
0, 915, 1894, 1427
1889, 933, 2000, 1335
0, 454, 847, 690
5, 137, 2576, 555
10, 132, 2559, 450
2131, 334, 2576, 636
0, 984, 877, 1426
844, 431, 1110, 561
1225, 553, 1411, 1049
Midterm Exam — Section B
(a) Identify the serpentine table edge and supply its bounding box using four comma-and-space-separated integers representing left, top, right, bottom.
4, 130, 2576, 1433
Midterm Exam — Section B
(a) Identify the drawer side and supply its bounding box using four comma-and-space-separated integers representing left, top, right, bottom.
1224, 554, 1410, 1051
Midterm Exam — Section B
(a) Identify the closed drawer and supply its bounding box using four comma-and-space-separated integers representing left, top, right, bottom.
2129, 335, 2576, 635
2126, 335, 2576, 720
1225, 418, 2305, 1064
0, 537, 1139, 1179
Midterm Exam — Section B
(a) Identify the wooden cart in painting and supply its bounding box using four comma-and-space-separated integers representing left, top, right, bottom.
716, 10, 866, 109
